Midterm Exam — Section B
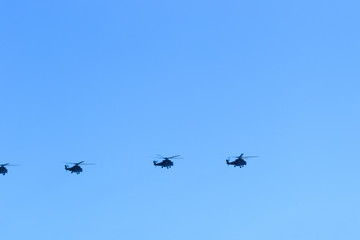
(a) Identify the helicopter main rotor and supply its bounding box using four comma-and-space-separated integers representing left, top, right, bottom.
64, 161, 96, 166
0, 163, 19, 167
229, 154, 259, 159
155, 154, 183, 160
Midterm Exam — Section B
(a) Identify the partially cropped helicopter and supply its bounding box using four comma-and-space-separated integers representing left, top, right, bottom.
226, 154, 258, 168
0, 163, 19, 176
65, 161, 95, 174
153, 155, 182, 169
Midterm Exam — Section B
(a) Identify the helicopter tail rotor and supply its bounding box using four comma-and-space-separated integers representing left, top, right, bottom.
226, 159, 230, 165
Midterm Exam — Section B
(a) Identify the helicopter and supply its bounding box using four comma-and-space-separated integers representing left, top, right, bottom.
0, 163, 19, 176
226, 154, 258, 168
65, 161, 95, 174
153, 155, 182, 169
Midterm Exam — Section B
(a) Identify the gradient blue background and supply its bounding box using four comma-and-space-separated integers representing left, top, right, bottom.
1, 1, 359, 239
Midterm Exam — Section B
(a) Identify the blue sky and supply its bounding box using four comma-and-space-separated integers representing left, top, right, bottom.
0, 1, 359, 239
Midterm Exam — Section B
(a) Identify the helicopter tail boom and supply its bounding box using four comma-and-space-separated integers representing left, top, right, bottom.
65, 165, 69, 170
226, 160, 230, 165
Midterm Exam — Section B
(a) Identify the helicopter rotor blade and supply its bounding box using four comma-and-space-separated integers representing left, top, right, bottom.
242, 156, 259, 159
64, 161, 93, 165
156, 154, 165, 159
168, 155, 181, 159
0, 163, 19, 167
64, 161, 85, 165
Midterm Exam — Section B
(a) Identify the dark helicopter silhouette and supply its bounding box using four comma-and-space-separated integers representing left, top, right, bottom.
153, 155, 182, 169
65, 161, 95, 174
0, 163, 19, 176
226, 154, 258, 168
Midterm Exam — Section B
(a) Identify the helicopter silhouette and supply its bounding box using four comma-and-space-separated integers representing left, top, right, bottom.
0, 163, 19, 176
153, 155, 182, 169
226, 154, 258, 168
65, 161, 95, 174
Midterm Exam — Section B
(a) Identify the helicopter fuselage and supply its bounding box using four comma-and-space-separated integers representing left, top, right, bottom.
226, 159, 247, 168
0, 166, 8, 175
65, 165, 83, 174
153, 159, 174, 169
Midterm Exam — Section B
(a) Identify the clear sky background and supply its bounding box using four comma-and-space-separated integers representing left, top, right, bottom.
0, 1, 359, 239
